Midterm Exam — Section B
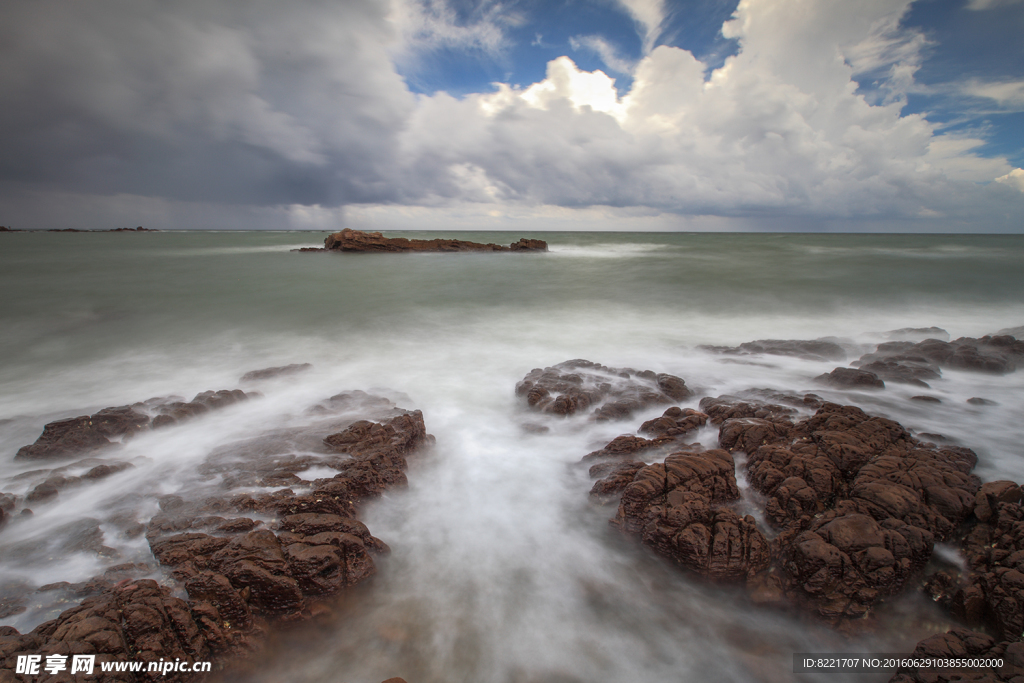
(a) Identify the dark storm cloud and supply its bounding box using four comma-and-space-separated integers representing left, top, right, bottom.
0, 0, 414, 206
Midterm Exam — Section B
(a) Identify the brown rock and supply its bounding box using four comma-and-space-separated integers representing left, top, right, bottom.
638, 406, 708, 437
779, 513, 932, 623
589, 461, 647, 498
607, 447, 769, 581
722, 402, 979, 537
615, 448, 741, 533
975, 481, 1022, 523
857, 359, 940, 387
858, 335, 1024, 375
323, 228, 547, 253
958, 499, 1024, 641
240, 363, 312, 382
698, 394, 803, 425
814, 367, 885, 389
15, 407, 147, 460
1, 580, 216, 682
17, 390, 256, 458
700, 339, 847, 362
516, 360, 690, 420
184, 572, 252, 628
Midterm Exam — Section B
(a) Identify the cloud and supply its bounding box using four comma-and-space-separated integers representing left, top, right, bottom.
0, 0, 413, 207
393, 0, 1019, 225
388, 0, 511, 58
995, 168, 1024, 192
966, 0, 1024, 10
612, 0, 667, 53
840, 11, 931, 104
569, 35, 637, 75
0, 0, 1021, 231
962, 79, 1024, 110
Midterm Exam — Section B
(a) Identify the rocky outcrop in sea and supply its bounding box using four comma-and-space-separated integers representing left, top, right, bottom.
298, 228, 548, 253
513, 350, 1024, 682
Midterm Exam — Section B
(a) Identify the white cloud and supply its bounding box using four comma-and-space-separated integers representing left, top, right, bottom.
391, 0, 1020, 226
388, 0, 510, 59
995, 168, 1024, 192
840, 11, 931, 103
966, 0, 1024, 9
962, 79, 1024, 109
611, 0, 667, 53
569, 35, 637, 75
520, 57, 624, 116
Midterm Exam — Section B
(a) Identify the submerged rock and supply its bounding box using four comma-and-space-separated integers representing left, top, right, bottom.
814, 367, 885, 389
147, 408, 429, 624
15, 406, 150, 460
856, 359, 940, 387
16, 389, 257, 460
881, 327, 950, 342
4, 387, 432, 680
240, 363, 312, 382
321, 228, 547, 253
638, 406, 709, 437
700, 338, 847, 362
698, 394, 805, 425
857, 335, 1024, 375
515, 359, 691, 420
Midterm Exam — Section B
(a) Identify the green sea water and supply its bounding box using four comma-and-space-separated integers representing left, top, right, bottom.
1, 230, 1023, 682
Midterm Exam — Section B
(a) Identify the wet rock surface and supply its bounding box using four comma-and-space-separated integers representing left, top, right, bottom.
516, 359, 691, 420
857, 359, 941, 388
1, 389, 432, 680
15, 390, 257, 460
955, 483, 1024, 642
880, 327, 951, 342
611, 445, 771, 581
856, 335, 1024, 375
239, 364, 312, 383
700, 338, 847, 362
777, 510, 935, 622
145, 408, 428, 620
715, 399, 988, 625
731, 402, 980, 537
0, 579, 236, 682
815, 367, 886, 389
320, 228, 548, 253
15, 407, 150, 460
563, 376, 771, 582
581, 384, 1015, 634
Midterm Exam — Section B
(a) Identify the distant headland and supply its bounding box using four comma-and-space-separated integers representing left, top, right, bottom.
0, 226, 156, 232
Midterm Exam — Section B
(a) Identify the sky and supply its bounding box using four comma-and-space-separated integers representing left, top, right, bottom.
0, 0, 1022, 232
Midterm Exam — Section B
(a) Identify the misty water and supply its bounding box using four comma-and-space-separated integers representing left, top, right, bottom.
2, 231, 1023, 682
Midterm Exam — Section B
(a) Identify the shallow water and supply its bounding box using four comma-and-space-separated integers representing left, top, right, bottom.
1, 231, 1023, 682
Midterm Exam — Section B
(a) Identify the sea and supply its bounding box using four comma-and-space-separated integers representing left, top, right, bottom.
1, 230, 1023, 683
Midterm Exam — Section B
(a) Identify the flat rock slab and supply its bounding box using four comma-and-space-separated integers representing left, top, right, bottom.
320, 228, 547, 253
